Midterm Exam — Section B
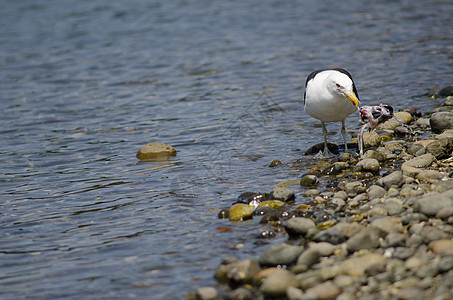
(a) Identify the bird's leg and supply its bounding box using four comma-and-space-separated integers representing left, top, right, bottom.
341, 120, 348, 153
321, 121, 333, 157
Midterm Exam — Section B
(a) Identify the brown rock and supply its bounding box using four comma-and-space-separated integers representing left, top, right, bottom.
136, 142, 176, 160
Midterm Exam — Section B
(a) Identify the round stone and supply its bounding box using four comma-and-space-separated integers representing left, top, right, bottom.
136, 142, 176, 160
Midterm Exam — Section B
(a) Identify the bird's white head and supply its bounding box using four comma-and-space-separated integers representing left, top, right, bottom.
327, 72, 360, 108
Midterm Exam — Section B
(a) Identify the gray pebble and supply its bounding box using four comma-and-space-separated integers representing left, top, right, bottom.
346, 227, 380, 253
385, 232, 407, 247
436, 206, 453, 219
259, 269, 298, 297
312, 227, 347, 245
259, 243, 303, 267
229, 287, 254, 300
296, 248, 321, 268
376, 171, 404, 190
430, 112, 453, 133
368, 184, 387, 199
425, 137, 453, 159
355, 158, 380, 173
196, 287, 218, 300
285, 217, 317, 238
271, 187, 295, 202
382, 197, 404, 215
413, 190, 453, 217
344, 181, 366, 196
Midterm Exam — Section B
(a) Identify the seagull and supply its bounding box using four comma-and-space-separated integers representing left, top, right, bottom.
304, 68, 360, 157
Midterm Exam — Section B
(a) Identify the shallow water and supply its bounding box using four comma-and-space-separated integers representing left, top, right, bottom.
1, 0, 452, 299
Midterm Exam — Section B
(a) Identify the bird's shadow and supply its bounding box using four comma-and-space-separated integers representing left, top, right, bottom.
304, 142, 358, 156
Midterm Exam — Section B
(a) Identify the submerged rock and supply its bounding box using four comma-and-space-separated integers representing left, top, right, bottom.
136, 142, 176, 160
439, 86, 453, 97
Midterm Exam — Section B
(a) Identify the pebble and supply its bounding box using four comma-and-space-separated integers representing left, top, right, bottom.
196, 287, 217, 300
362, 150, 385, 162
285, 217, 317, 238
425, 137, 453, 159
296, 248, 320, 269
416, 170, 443, 184
136, 142, 176, 160
413, 190, 453, 217
429, 239, 453, 255
346, 227, 380, 253
339, 253, 387, 277
229, 203, 254, 222
312, 227, 347, 245
300, 174, 319, 187
259, 269, 298, 297
258, 243, 303, 267
355, 158, 380, 173
367, 185, 387, 199
376, 171, 404, 190
362, 131, 381, 148
401, 153, 436, 177
210, 101, 453, 299
439, 86, 453, 97
370, 216, 404, 234
430, 112, 453, 133
270, 187, 295, 202
304, 281, 341, 299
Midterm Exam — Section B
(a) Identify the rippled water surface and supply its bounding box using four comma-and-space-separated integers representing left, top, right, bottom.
1, 0, 452, 298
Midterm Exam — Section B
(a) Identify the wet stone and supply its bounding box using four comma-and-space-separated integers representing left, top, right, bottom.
270, 187, 295, 202
136, 142, 176, 160
269, 160, 282, 167
300, 174, 319, 187
296, 248, 321, 269
439, 86, 453, 97
229, 204, 254, 222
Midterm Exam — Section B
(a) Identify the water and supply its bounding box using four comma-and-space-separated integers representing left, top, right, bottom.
1, 0, 452, 298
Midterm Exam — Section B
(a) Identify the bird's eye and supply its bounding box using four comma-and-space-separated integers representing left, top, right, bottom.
335, 83, 341, 88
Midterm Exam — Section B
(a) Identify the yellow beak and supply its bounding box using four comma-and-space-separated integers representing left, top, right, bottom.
343, 91, 359, 108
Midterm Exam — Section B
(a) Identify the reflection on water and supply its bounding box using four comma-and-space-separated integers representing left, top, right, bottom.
1, 0, 452, 299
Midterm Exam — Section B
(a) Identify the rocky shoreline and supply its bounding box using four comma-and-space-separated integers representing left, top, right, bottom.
194, 90, 453, 300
